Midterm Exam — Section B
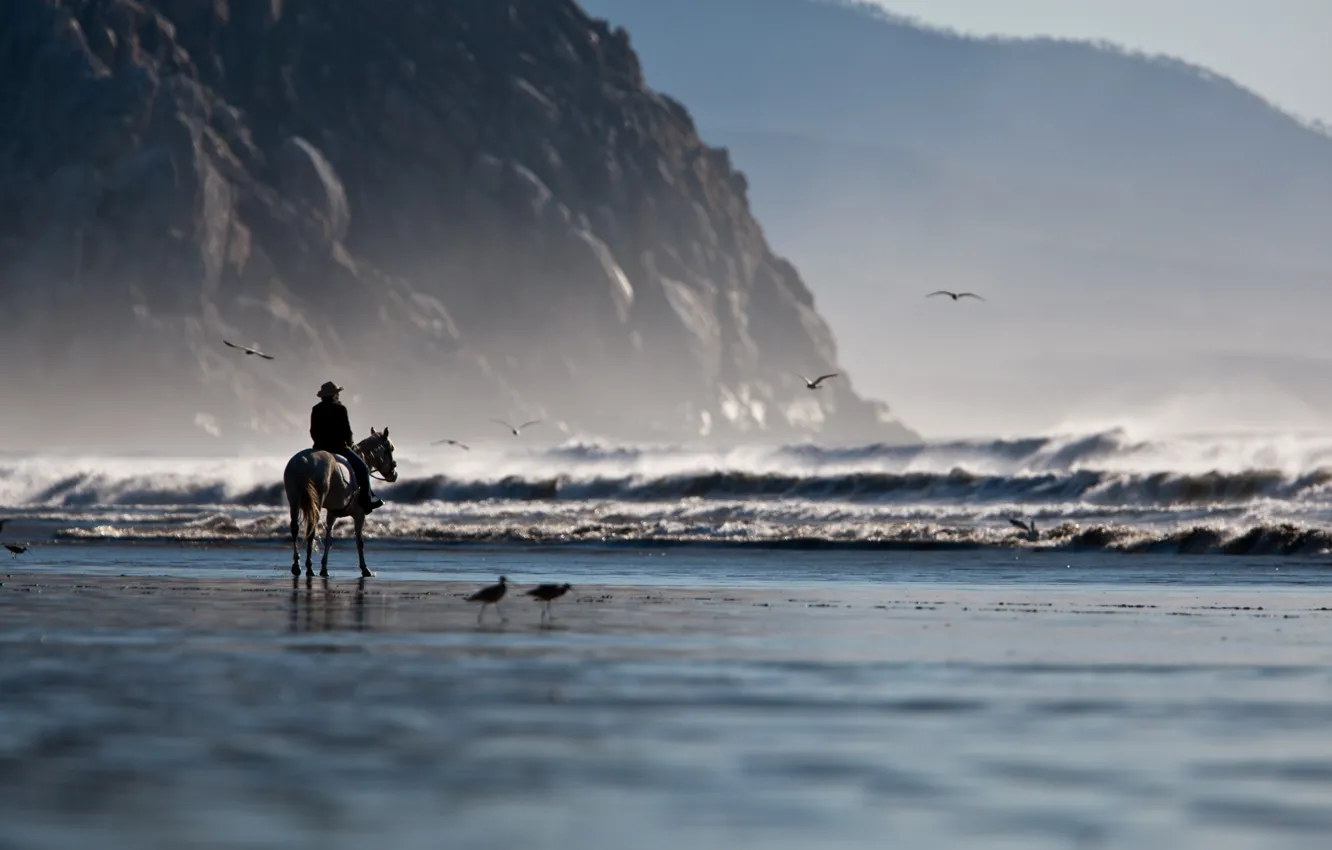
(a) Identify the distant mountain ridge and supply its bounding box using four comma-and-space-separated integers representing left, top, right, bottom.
582, 0, 1332, 435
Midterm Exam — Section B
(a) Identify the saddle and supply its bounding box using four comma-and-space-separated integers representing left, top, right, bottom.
325, 450, 361, 512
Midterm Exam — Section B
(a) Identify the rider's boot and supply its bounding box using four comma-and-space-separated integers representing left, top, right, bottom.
361, 489, 383, 514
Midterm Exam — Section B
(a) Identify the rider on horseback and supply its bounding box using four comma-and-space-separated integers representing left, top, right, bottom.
311, 381, 383, 514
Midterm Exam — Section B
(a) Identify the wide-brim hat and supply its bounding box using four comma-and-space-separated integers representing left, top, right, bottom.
317, 381, 344, 399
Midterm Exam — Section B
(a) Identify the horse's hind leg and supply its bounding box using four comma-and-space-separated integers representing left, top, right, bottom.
320, 515, 336, 578
305, 512, 318, 578
290, 506, 301, 577
353, 511, 374, 578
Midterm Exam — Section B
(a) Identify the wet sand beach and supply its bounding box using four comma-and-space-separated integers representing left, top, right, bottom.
3, 569, 1332, 849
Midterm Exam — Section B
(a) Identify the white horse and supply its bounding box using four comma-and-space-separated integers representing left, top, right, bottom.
283, 428, 399, 578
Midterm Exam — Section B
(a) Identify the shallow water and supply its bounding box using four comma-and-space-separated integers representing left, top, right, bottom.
2, 547, 1331, 848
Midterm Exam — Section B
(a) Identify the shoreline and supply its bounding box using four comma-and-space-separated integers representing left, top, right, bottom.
4, 571, 1329, 666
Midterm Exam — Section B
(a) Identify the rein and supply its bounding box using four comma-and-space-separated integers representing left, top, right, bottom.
354, 435, 397, 483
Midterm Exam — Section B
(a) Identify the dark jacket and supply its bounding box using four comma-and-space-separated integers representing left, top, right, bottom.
310, 399, 354, 452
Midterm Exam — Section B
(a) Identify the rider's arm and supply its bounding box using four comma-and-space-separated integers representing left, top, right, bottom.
336, 405, 354, 447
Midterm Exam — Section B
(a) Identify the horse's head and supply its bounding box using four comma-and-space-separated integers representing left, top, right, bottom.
359, 427, 399, 483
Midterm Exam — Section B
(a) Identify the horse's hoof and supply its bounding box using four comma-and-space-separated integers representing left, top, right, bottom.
360, 570, 376, 578
290, 566, 300, 577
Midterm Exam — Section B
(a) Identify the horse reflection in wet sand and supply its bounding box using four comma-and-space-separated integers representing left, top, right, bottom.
284, 429, 398, 578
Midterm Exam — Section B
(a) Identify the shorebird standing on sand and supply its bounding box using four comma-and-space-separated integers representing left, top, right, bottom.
5, 543, 28, 558
927, 290, 985, 302
492, 419, 541, 436
796, 373, 839, 390
1008, 518, 1039, 541
223, 340, 275, 360
468, 576, 508, 622
526, 583, 572, 620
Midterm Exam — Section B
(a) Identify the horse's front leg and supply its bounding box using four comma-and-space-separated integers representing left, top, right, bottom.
320, 513, 337, 578
354, 510, 375, 578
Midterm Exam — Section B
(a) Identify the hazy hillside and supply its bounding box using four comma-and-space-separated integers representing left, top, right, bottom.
0, 0, 914, 451
583, 0, 1332, 436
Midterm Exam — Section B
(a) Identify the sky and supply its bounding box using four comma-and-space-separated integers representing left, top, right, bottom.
870, 0, 1332, 125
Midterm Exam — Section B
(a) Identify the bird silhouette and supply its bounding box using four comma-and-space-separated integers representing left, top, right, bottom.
223, 340, 275, 360
467, 576, 508, 622
1008, 518, 1039, 541
431, 438, 471, 450
796, 373, 839, 390
5, 543, 27, 558
491, 419, 542, 436
927, 290, 985, 302
526, 582, 572, 620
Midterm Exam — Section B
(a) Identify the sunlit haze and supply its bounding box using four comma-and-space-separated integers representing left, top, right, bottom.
583, 0, 1332, 440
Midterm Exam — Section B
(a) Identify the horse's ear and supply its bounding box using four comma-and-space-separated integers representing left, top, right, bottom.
383, 427, 389, 437
369, 427, 379, 437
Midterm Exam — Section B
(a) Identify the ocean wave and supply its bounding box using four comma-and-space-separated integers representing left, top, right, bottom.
50, 515, 1332, 557
382, 467, 1332, 506
7, 430, 1332, 510
5, 465, 1332, 510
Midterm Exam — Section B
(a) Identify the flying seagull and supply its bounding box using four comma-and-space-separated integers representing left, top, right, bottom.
467, 576, 508, 623
223, 340, 275, 360
796, 373, 839, 390
492, 419, 542, 436
1008, 518, 1039, 541
927, 290, 985, 302
5, 543, 27, 558
526, 582, 572, 620
431, 438, 471, 450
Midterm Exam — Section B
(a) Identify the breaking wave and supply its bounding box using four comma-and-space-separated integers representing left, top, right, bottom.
4, 463, 1332, 511
5, 429, 1332, 557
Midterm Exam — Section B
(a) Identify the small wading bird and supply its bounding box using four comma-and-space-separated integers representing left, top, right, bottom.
1008, 518, 1039, 541
468, 576, 508, 622
431, 438, 471, 450
223, 340, 275, 360
5, 543, 27, 558
492, 419, 541, 436
796, 372, 839, 390
526, 583, 572, 620
927, 290, 985, 302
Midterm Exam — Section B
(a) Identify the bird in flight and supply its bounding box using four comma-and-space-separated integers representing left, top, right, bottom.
223, 340, 275, 360
796, 373, 839, 390
432, 438, 471, 450
927, 290, 985, 301
1008, 518, 1039, 541
5, 543, 27, 558
492, 419, 542, 436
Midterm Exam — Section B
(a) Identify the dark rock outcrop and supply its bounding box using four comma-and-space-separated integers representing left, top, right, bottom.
0, 0, 915, 451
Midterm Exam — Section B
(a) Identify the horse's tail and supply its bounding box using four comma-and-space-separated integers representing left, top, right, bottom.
301, 480, 321, 543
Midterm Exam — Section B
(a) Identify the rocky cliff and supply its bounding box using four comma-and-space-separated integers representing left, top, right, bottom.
0, 0, 916, 451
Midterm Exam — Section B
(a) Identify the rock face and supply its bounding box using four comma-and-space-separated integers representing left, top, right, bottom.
0, 0, 916, 451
